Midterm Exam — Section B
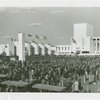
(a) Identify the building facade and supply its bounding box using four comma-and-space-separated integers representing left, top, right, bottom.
92, 37, 100, 54
55, 45, 71, 55
0, 38, 14, 56
0, 23, 100, 57
71, 23, 94, 54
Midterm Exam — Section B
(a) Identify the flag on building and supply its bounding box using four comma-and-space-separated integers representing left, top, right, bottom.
35, 34, 39, 39
5, 45, 7, 48
32, 40, 35, 42
13, 38, 18, 41
72, 37, 77, 44
39, 36, 47, 40
11, 38, 13, 41
28, 34, 32, 37
43, 36, 47, 40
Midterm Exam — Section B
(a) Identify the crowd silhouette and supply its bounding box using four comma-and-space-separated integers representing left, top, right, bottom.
0, 55, 100, 92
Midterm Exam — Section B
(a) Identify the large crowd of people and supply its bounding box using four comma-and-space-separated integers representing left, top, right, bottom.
0, 55, 100, 92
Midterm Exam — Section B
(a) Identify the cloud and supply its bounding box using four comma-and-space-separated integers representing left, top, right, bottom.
2, 36, 12, 39
23, 8, 37, 13
0, 8, 37, 13
10, 9, 19, 13
49, 10, 65, 14
0, 8, 6, 13
60, 37, 65, 39
29, 23, 43, 26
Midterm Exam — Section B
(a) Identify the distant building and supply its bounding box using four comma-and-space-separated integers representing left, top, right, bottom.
51, 46, 56, 55
0, 44, 9, 56
1, 23, 100, 57
71, 23, 94, 54
91, 37, 100, 54
55, 45, 71, 55
14, 40, 19, 56
31, 41, 39, 55
0, 38, 14, 56
25, 42, 31, 56
38, 44, 45, 55
44, 44, 52, 55
14, 39, 54, 56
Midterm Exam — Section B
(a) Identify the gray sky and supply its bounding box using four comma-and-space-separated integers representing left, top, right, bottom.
0, 7, 100, 45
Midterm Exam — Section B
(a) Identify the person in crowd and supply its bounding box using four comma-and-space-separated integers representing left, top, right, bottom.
73, 79, 79, 92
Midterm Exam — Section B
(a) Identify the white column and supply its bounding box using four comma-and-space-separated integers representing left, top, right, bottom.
97, 38, 98, 53
95, 38, 97, 54
99, 39, 100, 54
26, 43, 31, 56
97, 39, 99, 54
94, 39, 96, 54
18, 32, 25, 61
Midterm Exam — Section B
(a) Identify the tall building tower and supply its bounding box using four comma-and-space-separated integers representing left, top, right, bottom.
72, 23, 93, 53
18, 32, 25, 61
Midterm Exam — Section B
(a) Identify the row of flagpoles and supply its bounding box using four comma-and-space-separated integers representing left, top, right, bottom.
28, 34, 47, 40
1, 33, 48, 42
71, 37, 77, 44
1, 32, 69, 43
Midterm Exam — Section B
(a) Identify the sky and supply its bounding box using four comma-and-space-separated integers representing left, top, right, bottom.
0, 7, 100, 45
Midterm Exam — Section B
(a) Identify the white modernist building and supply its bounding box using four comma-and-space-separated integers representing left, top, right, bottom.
0, 44, 9, 56
14, 38, 54, 57
55, 45, 71, 55
44, 44, 52, 55
31, 42, 39, 55
91, 37, 100, 54
0, 39, 14, 56
1, 23, 100, 58
25, 42, 31, 56
71, 23, 94, 54
38, 43, 45, 55
14, 40, 19, 56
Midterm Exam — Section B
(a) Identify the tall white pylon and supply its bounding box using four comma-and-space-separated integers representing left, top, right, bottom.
18, 32, 25, 61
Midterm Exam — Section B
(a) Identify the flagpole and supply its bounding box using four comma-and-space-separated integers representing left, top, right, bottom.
71, 37, 73, 53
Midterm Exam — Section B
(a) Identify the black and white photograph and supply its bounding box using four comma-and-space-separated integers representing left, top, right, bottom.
0, 6, 100, 94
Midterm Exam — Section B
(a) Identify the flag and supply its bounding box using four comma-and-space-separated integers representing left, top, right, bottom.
28, 34, 32, 37
25, 41, 28, 43
35, 35, 39, 39
5, 45, 7, 48
39, 36, 47, 40
43, 36, 47, 40
72, 38, 77, 44
11, 38, 13, 41
32, 40, 36, 43
14, 38, 18, 41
